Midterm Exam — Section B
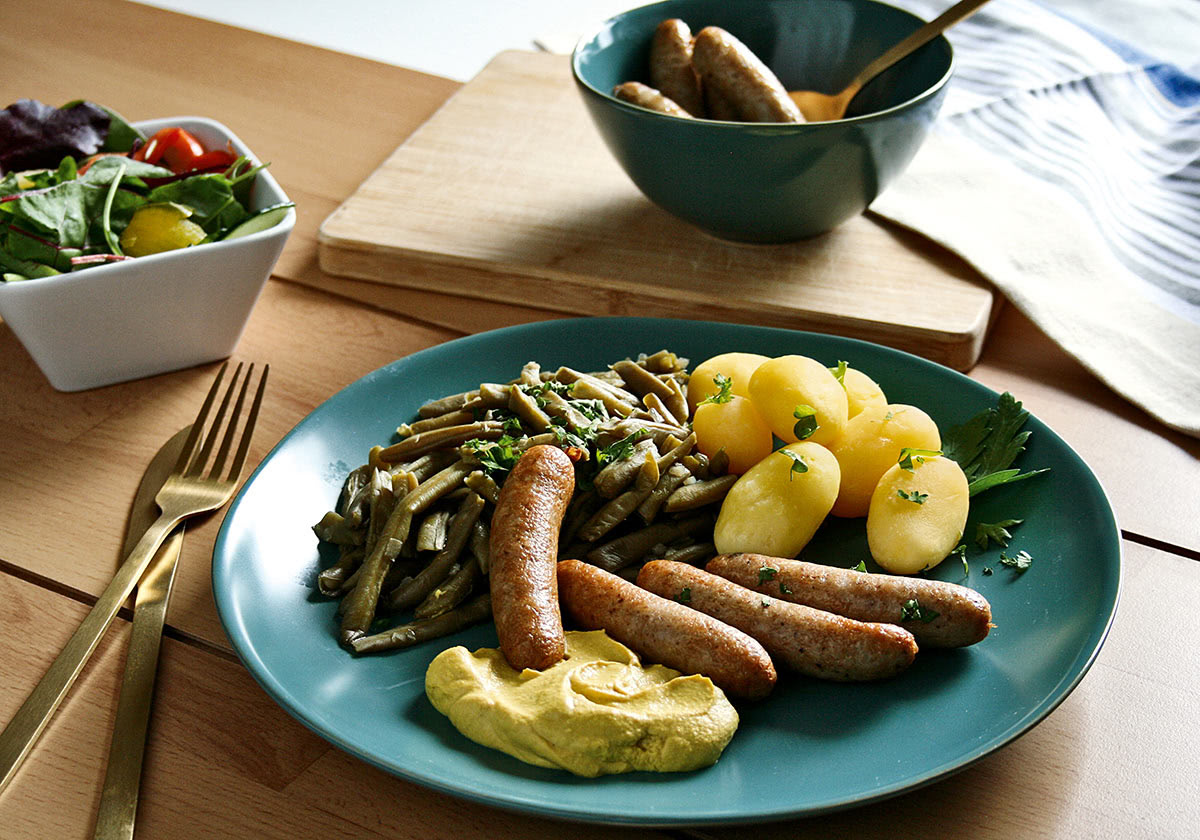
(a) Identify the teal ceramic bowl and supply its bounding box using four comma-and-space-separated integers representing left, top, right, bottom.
571, 0, 954, 242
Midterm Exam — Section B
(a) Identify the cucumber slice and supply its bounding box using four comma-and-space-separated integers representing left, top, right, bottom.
222, 202, 294, 241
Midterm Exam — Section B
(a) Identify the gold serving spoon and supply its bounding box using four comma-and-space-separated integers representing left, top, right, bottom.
789, 0, 993, 122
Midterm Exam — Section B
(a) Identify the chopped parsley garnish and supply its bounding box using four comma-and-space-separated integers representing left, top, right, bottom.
572, 398, 609, 422
596, 429, 648, 467
900, 599, 940, 623
757, 565, 778, 583
829, 360, 848, 385
760, 599, 772, 608
898, 447, 942, 472
676, 587, 692, 604
999, 550, 1033, 572
975, 519, 1024, 550
780, 449, 809, 478
851, 560, 868, 572
941, 392, 1049, 497
884, 411, 895, 421
950, 544, 969, 575
897, 488, 928, 504
792, 404, 819, 440
779, 581, 793, 595
699, 373, 734, 406
982, 566, 994, 576
464, 435, 522, 477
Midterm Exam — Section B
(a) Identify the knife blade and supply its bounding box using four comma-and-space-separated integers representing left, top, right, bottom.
92, 425, 190, 840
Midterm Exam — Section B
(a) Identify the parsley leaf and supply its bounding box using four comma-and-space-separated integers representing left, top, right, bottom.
792, 404, 819, 440
897, 488, 928, 504
757, 565, 778, 584
464, 435, 522, 478
779, 449, 809, 478
829, 361, 848, 385
779, 581, 793, 595
596, 429, 648, 467
699, 373, 734, 406
941, 393, 1049, 497
676, 587, 692, 604
999, 550, 1033, 572
975, 518, 1024, 550
851, 561, 868, 572
898, 447, 942, 472
900, 599, 940, 623
950, 544, 969, 575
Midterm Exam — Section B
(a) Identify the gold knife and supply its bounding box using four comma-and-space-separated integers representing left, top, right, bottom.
91, 426, 190, 840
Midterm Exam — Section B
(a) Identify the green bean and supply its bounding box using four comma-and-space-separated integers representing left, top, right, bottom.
398, 409, 475, 438
611, 359, 687, 424
577, 452, 660, 542
350, 594, 492, 655
637, 349, 688, 374
392, 450, 459, 484
401, 460, 476, 517
637, 462, 692, 524
318, 547, 364, 596
465, 470, 501, 505
659, 541, 717, 565
508, 384, 552, 431
707, 448, 730, 477
640, 391, 674, 425
415, 555, 481, 620
312, 511, 364, 546
418, 389, 478, 418
379, 421, 505, 462
386, 492, 485, 612
337, 464, 372, 521
586, 516, 712, 572
540, 389, 593, 431
415, 509, 450, 552
468, 518, 490, 574
664, 474, 738, 512
475, 382, 512, 407
593, 436, 658, 498
519, 361, 542, 386
559, 489, 603, 548
555, 367, 639, 414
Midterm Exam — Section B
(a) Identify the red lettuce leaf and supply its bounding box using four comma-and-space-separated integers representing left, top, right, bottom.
0, 99, 111, 174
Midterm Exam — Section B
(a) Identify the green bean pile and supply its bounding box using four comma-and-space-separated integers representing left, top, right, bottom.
313, 350, 737, 654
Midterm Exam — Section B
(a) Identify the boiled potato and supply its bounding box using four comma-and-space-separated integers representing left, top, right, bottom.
842, 367, 887, 419
687, 352, 769, 413
693, 395, 773, 474
713, 441, 840, 557
829, 403, 942, 518
866, 455, 968, 574
748, 355, 848, 448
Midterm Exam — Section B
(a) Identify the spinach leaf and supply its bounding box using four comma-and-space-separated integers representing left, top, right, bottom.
148, 174, 247, 235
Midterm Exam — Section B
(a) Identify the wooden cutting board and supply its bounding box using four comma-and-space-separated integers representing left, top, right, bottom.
316, 51, 996, 370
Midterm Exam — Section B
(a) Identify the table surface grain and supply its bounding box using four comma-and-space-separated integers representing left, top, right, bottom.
1, 1, 1198, 838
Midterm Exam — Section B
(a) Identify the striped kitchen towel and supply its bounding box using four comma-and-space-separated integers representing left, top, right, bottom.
872, 0, 1200, 436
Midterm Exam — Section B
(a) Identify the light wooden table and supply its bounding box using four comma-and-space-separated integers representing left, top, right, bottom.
1, 2, 1198, 838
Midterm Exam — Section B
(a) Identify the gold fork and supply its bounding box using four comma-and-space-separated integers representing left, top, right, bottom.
0, 361, 268, 796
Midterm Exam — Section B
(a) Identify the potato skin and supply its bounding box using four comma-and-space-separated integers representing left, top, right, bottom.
687, 351, 769, 412
693, 395, 773, 474
748, 355, 849, 448
489, 445, 575, 670
867, 455, 969, 574
713, 441, 840, 558
842, 367, 887, 419
829, 403, 942, 519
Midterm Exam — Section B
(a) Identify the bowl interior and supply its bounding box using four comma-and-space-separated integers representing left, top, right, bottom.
574, 0, 953, 120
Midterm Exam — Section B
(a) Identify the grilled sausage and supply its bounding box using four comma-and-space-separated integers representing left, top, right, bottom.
691, 26, 804, 123
557, 558, 777, 700
638, 560, 917, 681
707, 553, 993, 648
612, 82, 694, 118
489, 445, 575, 670
649, 18, 705, 117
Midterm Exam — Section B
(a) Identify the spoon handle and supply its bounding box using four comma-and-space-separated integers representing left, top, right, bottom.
848, 0, 992, 96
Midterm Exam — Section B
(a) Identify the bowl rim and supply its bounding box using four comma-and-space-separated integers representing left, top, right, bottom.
570, 0, 956, 126
0, 114, 296, 291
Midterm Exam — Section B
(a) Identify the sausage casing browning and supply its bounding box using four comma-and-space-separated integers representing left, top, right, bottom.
557, 558, 777, 700
649, 18, 705, 117
638, 560, 917, 681
691, 26, 804, 123
489, 445, 575, 670
612, 82, 694, 118
707, 553, 993, 648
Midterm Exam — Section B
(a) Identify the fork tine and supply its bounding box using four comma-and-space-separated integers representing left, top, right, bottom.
209, 363, 254, 479
187, 363, 243, 478
227, 364, 268, 482
172, 362, 229, 476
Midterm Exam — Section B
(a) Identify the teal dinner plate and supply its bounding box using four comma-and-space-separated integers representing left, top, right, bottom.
212, 317, 1121, 826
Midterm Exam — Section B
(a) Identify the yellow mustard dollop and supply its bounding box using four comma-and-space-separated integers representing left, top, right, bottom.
425, 629, 739, 777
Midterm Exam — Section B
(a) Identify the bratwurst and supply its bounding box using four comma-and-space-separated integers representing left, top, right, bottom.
557, 558, 777, 700
638, 560, 917, 682
707, 554, 993, 648
489, 445, 574, 670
